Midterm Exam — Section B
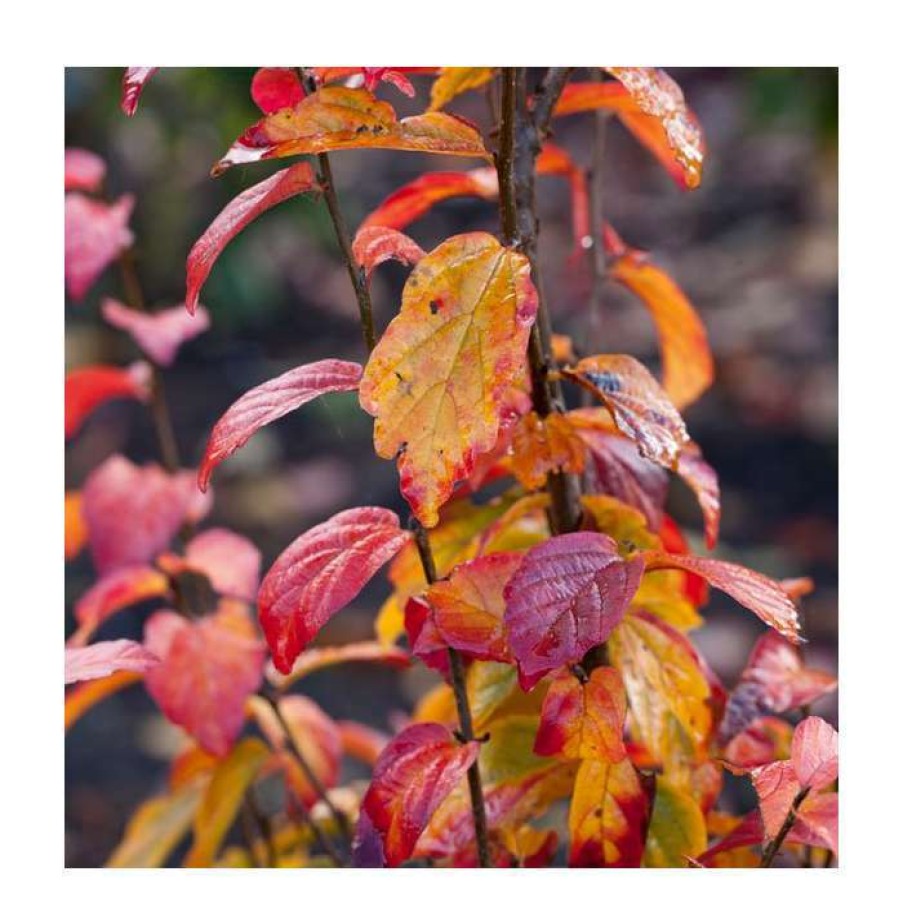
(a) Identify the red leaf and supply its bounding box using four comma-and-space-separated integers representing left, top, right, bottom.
697, 810, 764, 864
251, 68, 304, 113
185, 162, 319, 314
503, 532, 645, 690
419, 552, 523, 662
121, 67, 158, 116
143, 600, 265, 756
82, 455, 202, 575
101, 298, 211, 367
534, 666, 628, 762
65, 363, 151, 440
563, 355, 690, 469
158, 528, 262, 600
643, 550, 801, 641
361, 722, 479, 866
723, 716, 794, 770
198, 358, 362, 491
65, 194, 134, 301
405, 596, 453, 678
65, 148, 106, 193
676, 442, 721, 549
352, 225, 425, 280
791, 716, 838, 791
65, 639, 159, 684
259, 507, 408, 674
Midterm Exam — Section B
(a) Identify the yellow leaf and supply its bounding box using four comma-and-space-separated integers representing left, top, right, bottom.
429, 68, 496, 111
360, 233, 537, 526
643, 778, 707, 867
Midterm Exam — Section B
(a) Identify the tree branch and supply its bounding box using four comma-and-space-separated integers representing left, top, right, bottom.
759, 785, 811, 868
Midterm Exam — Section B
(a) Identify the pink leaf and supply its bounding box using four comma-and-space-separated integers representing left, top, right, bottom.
791, 716, 838, 791
251, 68, 304, 113
503, 533, 645, 690
198, 359, 362, 491
65, 639, 159, 684
184, 162, 320, 314
158, 528, 262, 600
65, 148, 106, 193
121, 67, 158, 116
258, 507, 408, 674
352, 225, 425, 281
101, 298, 211, 367
65, 194, 134, 301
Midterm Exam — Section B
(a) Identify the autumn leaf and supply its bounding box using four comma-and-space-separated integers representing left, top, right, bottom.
143, 600, 266, 756
213, 86, 489, 175
313, 67, 433, 95
65, 491, 88, 560
534, 666, 628, 762
65, 639, 159, 684
643, 778, 707, 867
503, 532, 645, 690
185, 162, 320, 314
505, 411, 586, 490
723, 716, 794, 770
65, 148, 106, 193
791, 715, 838, 791
419, 552, 523, 662
642, 550, 801, 641
259, 507, 408, 674
563, 355, 690, 469
198, 359, 362, 491
101, 298, 211, 367
360, 232, 538, 526
352, 225, 424, 280
268, 640, 411, 691
339, 721, 390, 767
65, 671, 142, 731
568, 757, 653, 866
65, 363, 151, 440
65, 193, 134, 301
429, 67, 495, 111
184, 737, 271, 867
251, 67, 304, 113
361, 722, 479, 866
676, 442, 721, 549
121, 67, 158, 116
605, 226, 713, 410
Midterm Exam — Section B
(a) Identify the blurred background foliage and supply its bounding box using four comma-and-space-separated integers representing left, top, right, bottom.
65, 68, 837, 866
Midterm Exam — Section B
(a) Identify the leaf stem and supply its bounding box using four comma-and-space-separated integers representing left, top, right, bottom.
411, 517, 492, 868
759, 785, 811, 867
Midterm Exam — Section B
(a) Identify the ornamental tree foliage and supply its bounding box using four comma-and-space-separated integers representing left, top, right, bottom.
65, 66, 837, 869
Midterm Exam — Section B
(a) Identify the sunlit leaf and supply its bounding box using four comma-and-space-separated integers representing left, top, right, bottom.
185, 162, 320, 314
359, 232, 537, 526
65, 639, 159, 684
65, 362, 151, 440
213, 86, 489, 175
120, 67, 158, 116
429, 67, 495, 111
352, 224, 424, 281
101, 297, 211, 367
65, 148, 106, 193
251, 67, 304, 113
792, 715, 838, 791
643, 778, 707, 867
259, 507, 408, 674
65, 194, 134, 301
361, 722, 479, 866
503, 532, 644, 690
198, 359, 362, 491
144, 600, 265, 755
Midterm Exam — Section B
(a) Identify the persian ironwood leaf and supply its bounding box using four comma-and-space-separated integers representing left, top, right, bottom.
143, 601, 266, 756
65, 671, 142, 731
502, 532, 645, 690
793, 793, 838, 856
65, 193, 134, 301
184, 737, 271, 867
313, 67, 433, 95
563, 355, 690, 469
751, 759, 802, 839
268, 640, 411, 690
65, 639, 160, 684
605, 230, 713, 410
82, 456, 200, 575
359, 232, 538, 526
405, 596, 454, 678
352, 225, 425, 280
534, 666, 628, 762
65, 148, 106, 193
251, 67, 304, 113
157, 528, 261, 600
505, 411, 586, 490
185, 162, 320, 314
361, 722, 479, 867
65, 491, 88, 560
213, 86, 489, 175
428, 67, 496, 111
643, 778, 708, 867
101, 297, 211, 367
791, 715, 838, 791
676, 442, 721, 549
198, 359, 362, 491
65, 362, 151, 440
642, 550, 801, 641
568, 757, 653, 867
107, 782, 202, 867
258, 507, 408, 674
121, 67, 158, 116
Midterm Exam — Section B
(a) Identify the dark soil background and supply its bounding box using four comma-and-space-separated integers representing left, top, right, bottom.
65, 67, 838, 866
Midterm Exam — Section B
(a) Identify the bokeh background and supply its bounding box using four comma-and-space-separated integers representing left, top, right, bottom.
65, 67, 838, 866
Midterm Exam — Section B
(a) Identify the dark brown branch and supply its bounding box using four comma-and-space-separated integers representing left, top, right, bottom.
243, 785, 277, 867
759, 785, 811, 868
411, 518, 492, 869
586, 69, 611, 355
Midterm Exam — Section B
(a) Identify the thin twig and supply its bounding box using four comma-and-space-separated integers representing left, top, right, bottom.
759, 785, 811, 867
243, 785, 277, 867
411, 517, 492, 868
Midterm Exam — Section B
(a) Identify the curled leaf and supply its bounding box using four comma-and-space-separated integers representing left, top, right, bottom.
352, 224, 425, 280
65, 639, 159, 684
121, 67, 158, 116
65, 362, 151, 440
65, 194, 134, 301
65, 671, 142, 731
428, 67, 495, 111
251, 67, 304, 113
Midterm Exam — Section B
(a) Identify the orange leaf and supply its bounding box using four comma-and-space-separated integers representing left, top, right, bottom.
505, 411, 586, 490
65, 670, 141, 731
360, 232, 537, 526
606, 231, 713, 410
568, 757, 654, 866
535, 667, 628, 762
352, 224, 424, 280
268, 640, 411, 690
65, 363, 151, 440
338, 720, 389, 767
213, 86, 489, 175
428, 67, 495, 111
563, 355, 690, 469
65, 491, 88, 560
